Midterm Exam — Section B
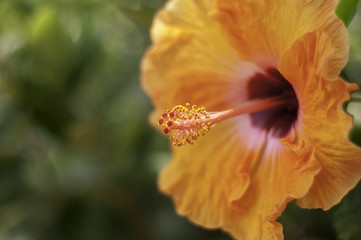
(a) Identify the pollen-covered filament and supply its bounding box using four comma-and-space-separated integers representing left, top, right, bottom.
159, 94, 297, 146
159, 104, 217, 146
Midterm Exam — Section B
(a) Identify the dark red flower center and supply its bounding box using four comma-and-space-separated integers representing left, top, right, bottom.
248, 68, 299, 138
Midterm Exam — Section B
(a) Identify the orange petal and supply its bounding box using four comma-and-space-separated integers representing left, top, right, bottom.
214, 0, 348, 78
158, 118, 254, 228
159, 115, 322, 239
141, 0, 262, 112
223, 131, 321, 239
278, 30, 361, 210
144, 0, 360, 239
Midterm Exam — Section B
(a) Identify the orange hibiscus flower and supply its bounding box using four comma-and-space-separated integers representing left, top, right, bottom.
141, 0, 361, 239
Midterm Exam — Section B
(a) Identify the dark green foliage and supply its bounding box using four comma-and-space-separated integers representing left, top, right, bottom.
333, 183, 361, 240
336, 0, 360, 26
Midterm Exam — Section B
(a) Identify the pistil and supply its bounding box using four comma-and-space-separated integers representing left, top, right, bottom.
159, 93, 297, 146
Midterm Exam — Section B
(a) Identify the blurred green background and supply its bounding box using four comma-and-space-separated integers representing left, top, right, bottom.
0, 0, 360, 240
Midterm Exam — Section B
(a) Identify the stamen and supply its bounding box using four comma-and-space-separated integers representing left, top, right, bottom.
159, 94, 296, 146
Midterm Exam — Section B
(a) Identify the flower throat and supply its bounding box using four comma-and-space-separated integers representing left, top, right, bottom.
159, 68, 298, 146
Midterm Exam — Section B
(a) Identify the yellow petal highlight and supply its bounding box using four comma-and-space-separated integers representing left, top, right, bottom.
214, 0, 348, 78
158, 119, 252, 228
278, 30, 361, 210
141, 0, 262, 112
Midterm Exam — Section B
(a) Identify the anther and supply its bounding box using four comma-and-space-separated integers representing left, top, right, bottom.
158, 103, 217, 146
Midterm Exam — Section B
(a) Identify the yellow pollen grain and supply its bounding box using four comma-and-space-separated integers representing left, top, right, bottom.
157, 103, 217, 146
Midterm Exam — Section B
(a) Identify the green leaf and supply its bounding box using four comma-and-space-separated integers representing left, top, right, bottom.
347, 92, 361, 146
336, 0, 360, 26
117, 4, 156, 30
333, 183, 361, 240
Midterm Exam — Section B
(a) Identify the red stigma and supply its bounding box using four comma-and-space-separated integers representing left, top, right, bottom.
167, 121, 173, 127
158, 119, 164, 125
169, 112, 175, 118
163, 128, 170, 134
162, 113, 168, 118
